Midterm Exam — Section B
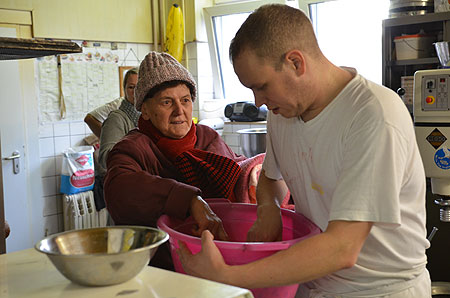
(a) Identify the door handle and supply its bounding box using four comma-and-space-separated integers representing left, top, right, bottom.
2, 152, 20, 160
2, 151, 20, 174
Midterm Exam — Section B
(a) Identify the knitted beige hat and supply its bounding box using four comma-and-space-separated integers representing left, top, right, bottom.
134, 51, 197, 111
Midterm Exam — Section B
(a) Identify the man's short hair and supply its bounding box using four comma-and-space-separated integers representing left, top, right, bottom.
229, 4, 321, 68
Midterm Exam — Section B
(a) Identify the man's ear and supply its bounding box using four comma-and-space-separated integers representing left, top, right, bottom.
285, 50, 306, 76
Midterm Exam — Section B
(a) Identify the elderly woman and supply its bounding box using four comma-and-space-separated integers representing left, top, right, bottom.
103, 51, 264, 270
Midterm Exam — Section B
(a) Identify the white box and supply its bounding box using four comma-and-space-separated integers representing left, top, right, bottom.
394, 34, 435, 60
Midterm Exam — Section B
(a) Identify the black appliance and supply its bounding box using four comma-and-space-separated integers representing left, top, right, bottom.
224, 102, 268, 122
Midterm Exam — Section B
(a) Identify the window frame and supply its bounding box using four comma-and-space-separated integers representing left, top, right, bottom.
203, 0, 285, 100
202, 0, 342, 100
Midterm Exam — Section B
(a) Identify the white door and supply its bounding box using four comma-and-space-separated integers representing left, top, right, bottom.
0, 27, 33, 252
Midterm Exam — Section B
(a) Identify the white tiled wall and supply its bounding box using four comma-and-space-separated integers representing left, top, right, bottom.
39, 121, 93, 234
39, 42, 153, 235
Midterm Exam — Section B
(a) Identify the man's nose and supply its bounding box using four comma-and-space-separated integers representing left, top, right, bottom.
253, 91, 265, 107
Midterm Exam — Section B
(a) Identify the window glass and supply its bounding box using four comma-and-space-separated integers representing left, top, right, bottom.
213, 12, 253, 101
309, 0, 390, 84
205, 0, 388, 100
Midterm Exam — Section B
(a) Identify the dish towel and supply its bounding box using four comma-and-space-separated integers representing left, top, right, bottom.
234, 153, 294, 210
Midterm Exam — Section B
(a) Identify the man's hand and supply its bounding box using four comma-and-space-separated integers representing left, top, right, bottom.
177, 230, 229, 283
247, 203, 282, 242
190, 196, 229, 241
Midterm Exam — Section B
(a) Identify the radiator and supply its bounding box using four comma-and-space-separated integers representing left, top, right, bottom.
63, 191, 108, 231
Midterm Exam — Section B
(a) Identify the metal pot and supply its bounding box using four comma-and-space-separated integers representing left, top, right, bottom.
237, 128, 266, 157
432, 282, 450, 297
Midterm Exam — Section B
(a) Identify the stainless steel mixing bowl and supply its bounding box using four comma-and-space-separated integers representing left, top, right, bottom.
35, 226, 169, 286
237, 128, 266, 157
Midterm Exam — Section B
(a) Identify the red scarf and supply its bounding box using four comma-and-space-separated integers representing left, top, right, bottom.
138, 117, 241, 200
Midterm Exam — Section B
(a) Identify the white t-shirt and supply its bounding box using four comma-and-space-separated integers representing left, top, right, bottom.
263, 72, 429, 294
89, 97, 123, 123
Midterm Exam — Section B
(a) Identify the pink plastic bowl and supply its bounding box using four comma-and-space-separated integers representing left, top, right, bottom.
157, 200, 321, 298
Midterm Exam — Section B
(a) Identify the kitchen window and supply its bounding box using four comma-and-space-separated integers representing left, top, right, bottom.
305, 0, 390, 84
205, 0, 389, 101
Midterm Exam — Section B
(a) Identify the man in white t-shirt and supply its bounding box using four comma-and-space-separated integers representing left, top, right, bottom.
178, 4, 431, 297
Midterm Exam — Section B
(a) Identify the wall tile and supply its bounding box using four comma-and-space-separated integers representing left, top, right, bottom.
197, 42, 209, 61
223, 123, 233, 133
53, 122, 70, 137
197, 55, 212, 74
43, 195, 58, 216
57, 213, 64, 233
55, 156, 63, 176
137, 44, 151, 61
70, 134, 86, 147
43, 214, 59, 236
40, 157, 56, 177
39, 138, 55, 158
56, 194, 63, 213
116, 48, 126, 62
70, 121, 86, 135
198, 76, 213, 94
84, 122, 93, 135
54, 136, 71, 155
39, 124, 54, 138
55, 176, 61, 195
187, 59, 198, 77
42, 176, 57, 197
186, 42, 197, 59
222, 133, 239, 146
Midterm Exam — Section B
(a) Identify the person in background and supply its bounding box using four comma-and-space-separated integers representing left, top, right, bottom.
98, 67, 139, 170
103, 51, 265, 270
92, 67, 139, 211
84, 98, 122, 138
177, 4, 431, 297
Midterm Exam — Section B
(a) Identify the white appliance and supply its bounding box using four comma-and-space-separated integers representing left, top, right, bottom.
413, 69, 450, 222
63, 191, 108, 230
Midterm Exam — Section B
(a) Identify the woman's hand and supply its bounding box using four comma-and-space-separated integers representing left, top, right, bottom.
247, 203, 282, 242
249, 164, 262, 187
190, 196, 229, 241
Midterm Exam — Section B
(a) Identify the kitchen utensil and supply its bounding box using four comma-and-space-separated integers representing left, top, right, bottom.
35, 226, 168, 286
157, 199, 321, 298
237, 128, 266, 157
434, 41, 450, 67
432, 281, 450, 296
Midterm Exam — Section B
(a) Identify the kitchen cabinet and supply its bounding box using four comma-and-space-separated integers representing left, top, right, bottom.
2, 0, 155, 43
382, 12, 450, 112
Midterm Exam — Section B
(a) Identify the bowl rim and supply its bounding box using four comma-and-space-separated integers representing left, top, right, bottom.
157, 202, 321, 250
237, 128, 267, 134
34, 225, 169, 257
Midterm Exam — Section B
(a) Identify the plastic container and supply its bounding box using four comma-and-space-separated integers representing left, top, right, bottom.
394, 34, 435, 60
157, 199, 321, 298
